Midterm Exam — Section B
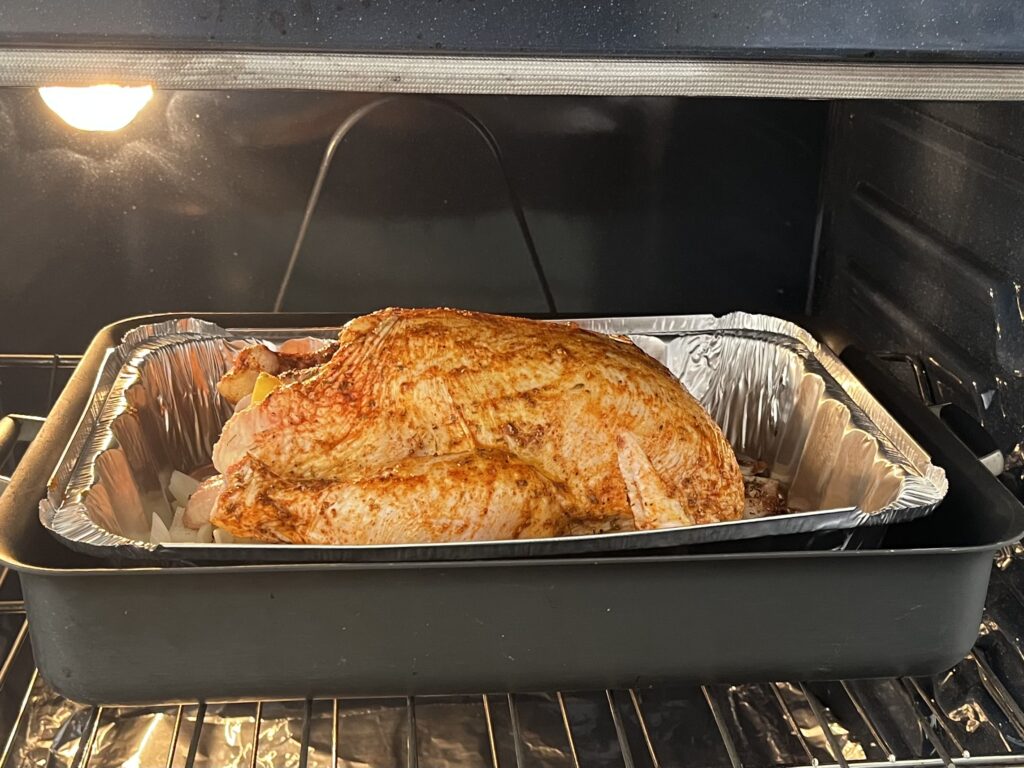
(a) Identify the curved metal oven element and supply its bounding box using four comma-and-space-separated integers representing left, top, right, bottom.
273, 96, 555, 314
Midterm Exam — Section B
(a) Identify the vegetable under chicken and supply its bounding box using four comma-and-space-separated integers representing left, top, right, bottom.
186, 308, 745, 545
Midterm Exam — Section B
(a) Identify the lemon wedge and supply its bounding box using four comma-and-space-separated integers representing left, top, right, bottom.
251, 372, 281, 404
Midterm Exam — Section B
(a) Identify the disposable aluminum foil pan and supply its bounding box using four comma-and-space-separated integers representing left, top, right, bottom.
39, 313, 948, 563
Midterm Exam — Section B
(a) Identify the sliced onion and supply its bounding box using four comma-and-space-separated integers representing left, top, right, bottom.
213, 527, 235, 544
169, 506, 198, 543
168, 470, 200, 507
150, 511, 171, 544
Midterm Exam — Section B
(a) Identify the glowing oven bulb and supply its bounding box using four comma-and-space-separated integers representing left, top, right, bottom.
38, 84, 154, 132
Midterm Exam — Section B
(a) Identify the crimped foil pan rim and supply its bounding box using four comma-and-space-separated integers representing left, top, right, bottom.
39, 312, 948, 563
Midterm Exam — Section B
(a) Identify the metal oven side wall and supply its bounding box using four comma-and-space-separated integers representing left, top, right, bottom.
813, 101, 1024, 461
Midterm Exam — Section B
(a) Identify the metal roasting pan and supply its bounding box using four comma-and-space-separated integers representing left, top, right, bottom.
0, 313, 1021, 705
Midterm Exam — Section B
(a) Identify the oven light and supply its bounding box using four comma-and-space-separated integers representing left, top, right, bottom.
38, 84, 154, 132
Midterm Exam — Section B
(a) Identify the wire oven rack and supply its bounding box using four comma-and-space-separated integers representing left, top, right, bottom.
3, 354, 1024, 768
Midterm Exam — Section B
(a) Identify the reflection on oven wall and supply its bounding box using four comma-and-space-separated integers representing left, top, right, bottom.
0, 89, 824, 355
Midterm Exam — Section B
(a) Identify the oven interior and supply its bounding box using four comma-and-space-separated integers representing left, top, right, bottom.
1, 91, 1023, 766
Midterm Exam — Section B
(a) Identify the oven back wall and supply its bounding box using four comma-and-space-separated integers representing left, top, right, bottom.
0, 90, 824, 355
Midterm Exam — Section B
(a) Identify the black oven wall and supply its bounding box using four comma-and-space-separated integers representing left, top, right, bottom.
0, 91, 825, 356
814, 101, 1024, 461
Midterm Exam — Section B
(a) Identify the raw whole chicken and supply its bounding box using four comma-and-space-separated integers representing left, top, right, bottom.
193, 308, 744, 545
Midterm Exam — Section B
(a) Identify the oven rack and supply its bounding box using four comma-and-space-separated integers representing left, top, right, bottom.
3, 352, 1024, 768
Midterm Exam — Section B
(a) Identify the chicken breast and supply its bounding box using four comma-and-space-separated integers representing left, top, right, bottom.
210, 307, 744, 544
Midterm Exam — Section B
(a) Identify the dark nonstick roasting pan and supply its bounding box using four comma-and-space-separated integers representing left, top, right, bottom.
0, 313, 1020, 705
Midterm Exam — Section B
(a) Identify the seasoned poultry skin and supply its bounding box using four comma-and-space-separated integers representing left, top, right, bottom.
210, 308, 744, 544
215, 450, 571, 545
